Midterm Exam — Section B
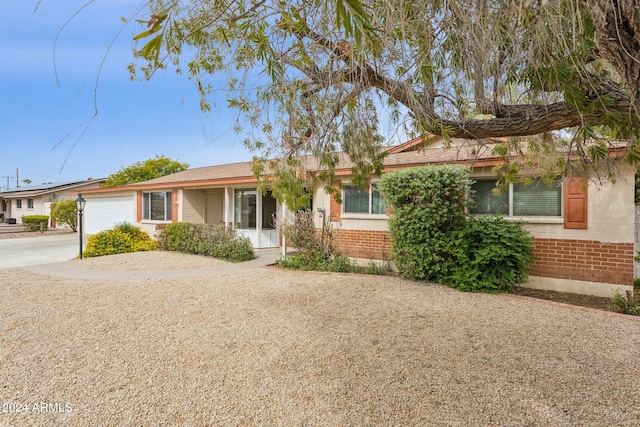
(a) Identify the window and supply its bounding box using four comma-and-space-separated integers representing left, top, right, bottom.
142, 191, 172, 221
343, 183, 386, 214
16, 199, 22, 209
234, 189, 257, 229
1, 200, 6, 212
27, 198, 34, 209
471, 178, 562, 217
262, 190, 277, 230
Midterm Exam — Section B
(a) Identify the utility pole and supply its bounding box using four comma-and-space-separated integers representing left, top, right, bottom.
1, 176, 13, 190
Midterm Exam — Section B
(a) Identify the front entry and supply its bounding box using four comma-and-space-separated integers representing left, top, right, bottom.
234, 188, 279, 248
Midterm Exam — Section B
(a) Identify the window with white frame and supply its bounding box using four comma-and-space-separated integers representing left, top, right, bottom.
27, 198, 34, 209
2, 200, 7, 212
16, 199, 22, 209
234, 189, 257, 229
143, 191, 172, 221
470, 178, 562, 217
343, 183, 386, 214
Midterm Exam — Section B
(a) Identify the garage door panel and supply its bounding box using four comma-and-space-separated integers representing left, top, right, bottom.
84, 197, 134, 234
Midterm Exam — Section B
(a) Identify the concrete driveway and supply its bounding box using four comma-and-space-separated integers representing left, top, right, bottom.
0, 234, 82, 268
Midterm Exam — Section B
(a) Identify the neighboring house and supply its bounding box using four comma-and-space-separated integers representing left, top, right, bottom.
0, 178, 106, 226
82, 137, 636, 298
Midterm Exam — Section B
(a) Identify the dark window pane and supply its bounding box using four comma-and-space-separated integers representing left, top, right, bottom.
165, 192, 172, 221
150, 192, 166, 220
371, 183, 386, 214
344, 185, 369, 213
262, 190, 277, 230
470, 180, 508, 214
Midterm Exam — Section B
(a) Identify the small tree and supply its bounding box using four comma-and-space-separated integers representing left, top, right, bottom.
103, 155, 189, 187
50, 200, 78, 231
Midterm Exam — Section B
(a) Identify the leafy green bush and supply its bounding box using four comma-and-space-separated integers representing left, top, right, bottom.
50, 199, 78, 231
448, 216, 534, 293
277, 252, 355, 273
155, 223, 254, 262
378, 165, 471, 283
379, 165, 534, 293
83, 223, 157, 258
363, 260, 393, 276
22, 215, 49, 231
611, 278, 640, 316
611, 290, 640, 315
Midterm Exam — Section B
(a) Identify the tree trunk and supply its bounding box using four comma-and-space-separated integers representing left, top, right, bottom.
586, 0, 640, 117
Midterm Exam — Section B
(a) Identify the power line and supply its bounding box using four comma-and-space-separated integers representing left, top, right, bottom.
1, 176, 14, 190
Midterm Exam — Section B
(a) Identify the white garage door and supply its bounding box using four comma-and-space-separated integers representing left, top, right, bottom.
84, 196, 135, 235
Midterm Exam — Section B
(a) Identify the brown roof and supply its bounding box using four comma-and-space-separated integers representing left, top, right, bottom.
82, 138, 507, 194
85, 135, 629, 194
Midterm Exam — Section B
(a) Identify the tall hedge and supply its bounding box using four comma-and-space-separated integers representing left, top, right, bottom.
379, 165, 471, 283
379, 165, 534, 293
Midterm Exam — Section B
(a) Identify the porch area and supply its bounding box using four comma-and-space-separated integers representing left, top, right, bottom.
181, 187, 281, 249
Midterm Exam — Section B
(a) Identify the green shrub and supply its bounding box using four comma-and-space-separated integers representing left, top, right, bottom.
611, 288, 640, 315
114, 222, 152, 241
379, 165, 534, 293
50, 199, 78, 231
448, 216, 534, 292
378, 165, 471, 283
277, 253, 309, 270
363, 260, 393, 276
22, 215, 49, 231
83, 223, 156, 258
155, 223, 254, 262
277, 252, 355, 273
611, 290, 640, 315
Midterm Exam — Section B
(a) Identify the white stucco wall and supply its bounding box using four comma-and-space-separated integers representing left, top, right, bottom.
527, 169, 635, 243
317, 165, 635, 245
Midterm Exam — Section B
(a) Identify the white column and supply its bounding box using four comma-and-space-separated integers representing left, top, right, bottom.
281, 202, 287, 257
224, 187, 229, 228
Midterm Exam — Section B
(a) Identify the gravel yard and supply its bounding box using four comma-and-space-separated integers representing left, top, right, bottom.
1, 251, 639, 426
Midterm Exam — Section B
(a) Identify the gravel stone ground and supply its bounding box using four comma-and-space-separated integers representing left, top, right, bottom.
1, 251, 639, 426
64, 251, 230, 271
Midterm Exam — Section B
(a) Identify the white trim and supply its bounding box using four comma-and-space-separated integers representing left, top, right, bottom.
509, 217, 564, 224
341, 181, 387, 216
341, 213, 389, 220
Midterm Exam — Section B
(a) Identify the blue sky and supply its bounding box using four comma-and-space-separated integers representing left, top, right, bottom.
0, 0, 251, 189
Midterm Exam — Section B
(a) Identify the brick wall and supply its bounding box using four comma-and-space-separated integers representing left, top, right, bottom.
334, 229, 393, 260
530, 238, 634, 286
334, 229, 634, 286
